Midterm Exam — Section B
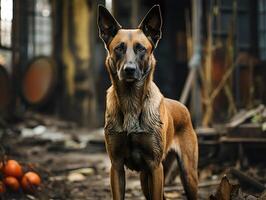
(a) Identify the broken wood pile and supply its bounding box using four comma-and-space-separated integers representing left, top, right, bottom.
198, 104, 266, 166
210, 176, 266, 200
197, 104, 266, 199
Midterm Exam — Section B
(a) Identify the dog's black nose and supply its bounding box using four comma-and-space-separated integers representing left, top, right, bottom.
124, 64, 136, 74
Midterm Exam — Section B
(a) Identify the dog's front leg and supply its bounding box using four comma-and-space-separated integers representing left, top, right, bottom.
105, 131, 126, 200
140, 163, 164, 200
110, 164, 125, 200
151, 163, 164, 200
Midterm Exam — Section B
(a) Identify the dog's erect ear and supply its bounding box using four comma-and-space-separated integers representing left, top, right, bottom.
98, 5, 121, 47
138, 5, 162, 49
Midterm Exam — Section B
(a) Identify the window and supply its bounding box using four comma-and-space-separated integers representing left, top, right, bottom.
28, 0, 52, 57
0, 0, 13, 48
210, 0, 251, 51
258, 0, 266, 60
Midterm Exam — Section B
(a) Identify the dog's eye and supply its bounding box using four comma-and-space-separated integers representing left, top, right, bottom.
114, 43, 126, 54
135, 43, 146, 53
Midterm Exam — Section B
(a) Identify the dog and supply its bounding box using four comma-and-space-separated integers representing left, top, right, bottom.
98, 5, 198, 200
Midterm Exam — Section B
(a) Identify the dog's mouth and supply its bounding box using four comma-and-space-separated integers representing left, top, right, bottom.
123, 74, 141, 82
119, 71, 141, 82
125, 78, 136, 82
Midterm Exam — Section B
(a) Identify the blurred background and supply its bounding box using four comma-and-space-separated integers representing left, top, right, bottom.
0, 0, 266, 199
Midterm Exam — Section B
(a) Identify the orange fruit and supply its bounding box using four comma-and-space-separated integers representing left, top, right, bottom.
4, 176, 20, 191
21, 172, 41, 192
3, 160, 23, 178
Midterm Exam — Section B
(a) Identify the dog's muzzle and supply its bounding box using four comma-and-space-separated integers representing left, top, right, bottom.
122, 63, 138, 82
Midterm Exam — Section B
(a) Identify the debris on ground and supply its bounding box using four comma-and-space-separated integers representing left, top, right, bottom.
0, 111, 266, 199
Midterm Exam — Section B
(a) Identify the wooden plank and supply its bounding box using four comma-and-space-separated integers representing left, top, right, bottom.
164, 180, 221, 192
226, 104, 265, 128
196, 127, 217, 135
180, 67, 197, 104
220, 137, 266, 143
227, 123, 266, 138
230, 168, 265, 192
198, 141, 220, 145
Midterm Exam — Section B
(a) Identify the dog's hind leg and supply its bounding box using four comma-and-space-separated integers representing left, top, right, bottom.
174, 131, 198, 200
175, 151, 198, 200
163, 151, 179, 185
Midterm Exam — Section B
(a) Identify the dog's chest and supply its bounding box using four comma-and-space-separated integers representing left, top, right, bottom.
124, 132, 162, 171
105, 82, 164, 170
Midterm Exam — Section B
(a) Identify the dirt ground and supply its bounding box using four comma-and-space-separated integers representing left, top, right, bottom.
0, 112, 265, 200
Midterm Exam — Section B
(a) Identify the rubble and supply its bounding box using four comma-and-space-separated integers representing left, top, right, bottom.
0, 111, 266, 199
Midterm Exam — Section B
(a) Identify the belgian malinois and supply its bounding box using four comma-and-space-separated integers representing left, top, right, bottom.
98, 5, 198, 200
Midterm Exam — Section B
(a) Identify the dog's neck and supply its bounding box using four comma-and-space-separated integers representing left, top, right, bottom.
117, 80, 145, 111
105, 69, 163, 134
112, 72, 153, 132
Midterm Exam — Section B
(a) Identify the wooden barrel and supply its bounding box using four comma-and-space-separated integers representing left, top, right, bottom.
22, 57, 57, 106
0, 65, 10, 113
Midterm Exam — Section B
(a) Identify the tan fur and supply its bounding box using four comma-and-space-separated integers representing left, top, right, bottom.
99, 6, 198, 200
109, 29, 153, 53
104, 41, 198, 199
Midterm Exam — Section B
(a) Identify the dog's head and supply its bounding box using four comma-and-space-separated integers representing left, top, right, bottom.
98, 5, 162, 82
